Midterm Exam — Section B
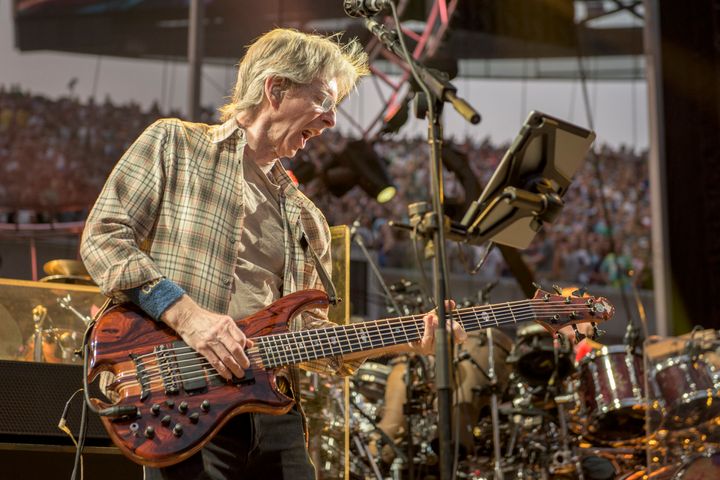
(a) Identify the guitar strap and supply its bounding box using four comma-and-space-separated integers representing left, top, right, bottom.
298, 228, 341, 306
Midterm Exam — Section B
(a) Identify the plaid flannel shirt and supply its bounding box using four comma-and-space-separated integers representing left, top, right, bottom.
81, 117, 361, 376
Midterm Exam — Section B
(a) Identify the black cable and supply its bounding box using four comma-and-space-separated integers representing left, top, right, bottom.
70, 396, 88, 480
71, 323, 101, 480
60, 388, 84, 424
573, 21, 634, 327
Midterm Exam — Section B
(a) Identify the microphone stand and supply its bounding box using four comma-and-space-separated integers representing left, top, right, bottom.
362, 7, 481, 479
486, 328, 504, 480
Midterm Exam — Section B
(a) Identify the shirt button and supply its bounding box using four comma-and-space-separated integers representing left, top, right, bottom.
231, 237, 238, 244
223, 277, 232, 286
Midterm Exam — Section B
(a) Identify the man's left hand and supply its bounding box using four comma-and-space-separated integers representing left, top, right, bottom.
413, 300, 467, 355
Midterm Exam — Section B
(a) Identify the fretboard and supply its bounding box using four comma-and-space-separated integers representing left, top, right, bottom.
257, 300, 540, 368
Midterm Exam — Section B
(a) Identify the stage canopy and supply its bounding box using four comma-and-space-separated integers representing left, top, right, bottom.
13, 0, 644, 80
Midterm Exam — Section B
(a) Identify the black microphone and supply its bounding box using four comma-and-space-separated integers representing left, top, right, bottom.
343, 0, 392, 18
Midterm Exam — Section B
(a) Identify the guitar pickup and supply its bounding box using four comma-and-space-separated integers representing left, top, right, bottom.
209, 368, 255, 387
232, 369, 254, 385
171, 341, 208, 393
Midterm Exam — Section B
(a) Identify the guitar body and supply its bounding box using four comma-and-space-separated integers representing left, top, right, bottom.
88, 289, 330, 467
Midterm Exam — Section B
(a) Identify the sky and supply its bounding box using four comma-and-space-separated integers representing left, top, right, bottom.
0, 2, 648, 150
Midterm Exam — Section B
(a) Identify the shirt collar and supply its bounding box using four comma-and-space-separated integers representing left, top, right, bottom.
271, 160, 299, 194
208, 117, 247, 145
208, 118, 298, 194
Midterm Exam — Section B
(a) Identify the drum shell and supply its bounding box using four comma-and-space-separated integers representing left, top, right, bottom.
618, 453, 720, 480
508, 323, 574, 386
577, 345, 652, 442
650, 354, 720, 430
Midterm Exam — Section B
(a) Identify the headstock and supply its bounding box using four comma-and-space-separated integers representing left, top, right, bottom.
530, 285, 614, 339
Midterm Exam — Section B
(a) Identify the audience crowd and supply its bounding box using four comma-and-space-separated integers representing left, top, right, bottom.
0, 87, 651, 288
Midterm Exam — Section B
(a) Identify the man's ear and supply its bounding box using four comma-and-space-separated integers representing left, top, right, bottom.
264, 76, 285, 108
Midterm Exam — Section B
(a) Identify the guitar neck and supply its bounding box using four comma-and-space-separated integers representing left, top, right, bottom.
256, 300, 535, 369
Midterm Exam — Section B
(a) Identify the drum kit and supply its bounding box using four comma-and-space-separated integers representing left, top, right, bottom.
327, 323, 720, 480
9, 261, 720, 478
12, 259, 94, 364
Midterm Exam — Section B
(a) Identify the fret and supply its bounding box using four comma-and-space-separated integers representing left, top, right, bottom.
376, 321, 392, 348
489, 305, 499, 327
348, 323, 363, 353
305, 328, 321, 361
265, 335, 284, 367
315, 328, 331, 359
358, 323, 372, 350
366, 322, 382, 349
391, 321, 408, 345
292, 331, 317, 362
507, 302, 517, 325
386, 319, 397, 346
321, 328, 337, 357
330, 327, 344, 356
470, 307, 481, 331
411, 315, 423, 341
397, 321, 410, 342
280, 332, 297, 365
256, 338, 271, 367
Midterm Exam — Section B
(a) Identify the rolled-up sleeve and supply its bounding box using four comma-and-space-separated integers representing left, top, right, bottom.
80, 120, 169, 299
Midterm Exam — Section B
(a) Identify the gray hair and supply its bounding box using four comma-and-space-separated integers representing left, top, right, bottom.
219, 28, 369, 121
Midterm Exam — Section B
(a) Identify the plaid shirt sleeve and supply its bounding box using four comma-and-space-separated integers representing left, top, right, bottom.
80, 120, 170, 299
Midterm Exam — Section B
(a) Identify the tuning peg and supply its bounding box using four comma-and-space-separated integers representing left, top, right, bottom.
552, 284, 563, 295
591, 322, 605, 339
557, 333, 569, 350
572, 286, 588, 297
572, 324, 585, 344
532, 282, 543, 291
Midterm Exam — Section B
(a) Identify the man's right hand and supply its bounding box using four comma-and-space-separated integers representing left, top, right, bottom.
160, 295, 254, 381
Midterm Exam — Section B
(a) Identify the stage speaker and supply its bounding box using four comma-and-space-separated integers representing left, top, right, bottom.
0, 360, 143, 478
0, 360, 108, 445
0, 445, 142, 480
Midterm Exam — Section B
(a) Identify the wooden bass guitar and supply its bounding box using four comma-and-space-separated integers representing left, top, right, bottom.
86, 287, 614, 467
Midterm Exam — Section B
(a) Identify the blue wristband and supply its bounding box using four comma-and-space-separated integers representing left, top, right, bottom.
125, 278, 185, 320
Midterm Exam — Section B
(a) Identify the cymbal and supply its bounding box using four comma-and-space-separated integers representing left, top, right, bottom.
38, 274, 96, 286
43, 259, 90, 278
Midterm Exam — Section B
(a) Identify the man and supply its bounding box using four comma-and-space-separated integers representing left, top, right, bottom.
81, 28, 465, 479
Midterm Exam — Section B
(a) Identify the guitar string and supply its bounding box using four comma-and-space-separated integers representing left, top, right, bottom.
119, 303, 602, 386
117, 320, 601, 393
125, 297, 604, 363
122, 302, 598, 382
113, 304, 602, 391
121, 303, 601, 388
127, 298, 601, 364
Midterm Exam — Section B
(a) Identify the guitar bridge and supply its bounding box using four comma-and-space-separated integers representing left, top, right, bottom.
129, 353, 151, 401
155, 344, 182, 395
